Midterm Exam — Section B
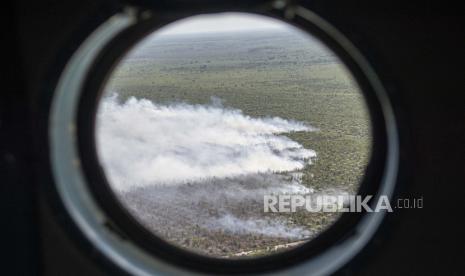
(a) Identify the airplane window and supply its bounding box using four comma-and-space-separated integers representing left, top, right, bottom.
95, 12, 372, 258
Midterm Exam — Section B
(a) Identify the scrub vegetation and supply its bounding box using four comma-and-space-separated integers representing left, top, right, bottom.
100, 29, 372, 257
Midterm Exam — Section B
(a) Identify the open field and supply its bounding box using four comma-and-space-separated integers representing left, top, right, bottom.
98, 29, 372, 257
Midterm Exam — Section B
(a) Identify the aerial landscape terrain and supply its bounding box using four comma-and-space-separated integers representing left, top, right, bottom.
96, 27, 372, 257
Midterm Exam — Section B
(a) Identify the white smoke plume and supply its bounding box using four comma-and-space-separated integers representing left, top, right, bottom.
95, 94, 319, 243
211, 214, 312, 239
96, 94, 317, 191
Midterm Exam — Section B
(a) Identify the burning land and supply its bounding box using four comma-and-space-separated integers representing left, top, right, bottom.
96, 28, 372, 257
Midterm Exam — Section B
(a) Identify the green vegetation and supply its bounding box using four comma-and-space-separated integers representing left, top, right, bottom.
105, 29, 372, 257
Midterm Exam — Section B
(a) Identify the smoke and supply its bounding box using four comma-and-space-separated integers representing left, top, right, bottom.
211, 214, 311, 239
96, 94, 317, 191
95, 94, 318, 243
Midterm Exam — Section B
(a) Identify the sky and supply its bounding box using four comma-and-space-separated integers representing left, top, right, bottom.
155, 13, 291, 36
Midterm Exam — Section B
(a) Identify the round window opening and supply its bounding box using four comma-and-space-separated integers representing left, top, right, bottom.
95, 12, 373, 259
